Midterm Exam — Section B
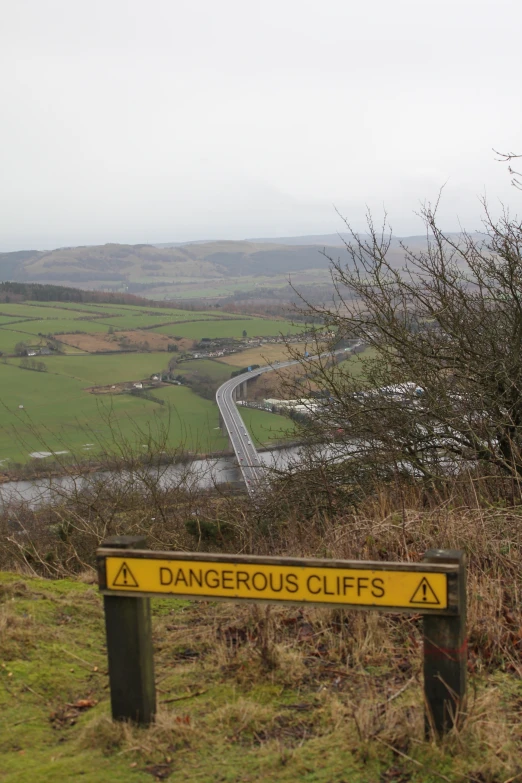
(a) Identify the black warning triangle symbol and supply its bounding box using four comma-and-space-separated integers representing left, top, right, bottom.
409, 577, 440, 605
112, 561, 139, 588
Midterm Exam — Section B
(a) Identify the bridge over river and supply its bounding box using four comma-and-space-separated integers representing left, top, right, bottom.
215, 346, 360, 497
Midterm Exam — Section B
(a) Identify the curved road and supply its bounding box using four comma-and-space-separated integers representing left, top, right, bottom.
216, 347, 359, 496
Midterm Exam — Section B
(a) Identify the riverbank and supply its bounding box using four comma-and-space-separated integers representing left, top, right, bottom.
0, 438, 304, 485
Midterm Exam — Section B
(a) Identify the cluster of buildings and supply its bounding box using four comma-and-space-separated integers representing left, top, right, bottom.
190, 334, 308, 361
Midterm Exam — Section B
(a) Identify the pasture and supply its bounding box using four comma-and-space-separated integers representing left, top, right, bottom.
82, 303, 230, 318
0, 330, 47, 355
219, 341, 309, 368
88, 314, 184, 330
38, 352, 170, 386
0, 303, 91, 320
8, 319, 114, 336
0, 303, 264, 352
0, 363, 227, 463
0, 316, 27, 326
0, 354, 292, 465
239, 405, 296, 443
84, 302, 186, 314
175, 358, 234, 383
0, 300, 303, 466
25, 301, 129, 315
151, 318, 303, 340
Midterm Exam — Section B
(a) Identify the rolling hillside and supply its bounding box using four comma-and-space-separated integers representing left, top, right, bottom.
0, 233, 474, 300
0, 241, 336, 285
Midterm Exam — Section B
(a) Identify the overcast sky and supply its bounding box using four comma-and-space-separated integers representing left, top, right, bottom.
1, 0, 521, 250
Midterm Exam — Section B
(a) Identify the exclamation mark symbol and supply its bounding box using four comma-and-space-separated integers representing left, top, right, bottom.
122, 565, 128, 585
422, 581, 427, 601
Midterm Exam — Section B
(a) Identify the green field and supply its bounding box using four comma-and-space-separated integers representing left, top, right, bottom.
7, 319, 114, 336
0, 330, 47, 354
89, 314, 185, 330
64, 304, 152, 317
85, 302, 182, 313
0, 316, 27, 326
331, 346, 379, 381
0, 304, 251, 345
151, 318, 302, 340
0, 303, 92, 320
26, 301, 133, 316
239, 405, 296, 443
24, 302, 198, 319
0, 301, 303, 465
175, 358, 234, 383
0, 354, 293, 464
82, 303, 224, 318
40, 353, 170, 385
0, 362, 227, 463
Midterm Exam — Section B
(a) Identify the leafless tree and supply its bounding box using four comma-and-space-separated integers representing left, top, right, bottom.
285, 197, 522, 487
494, 149, 522, 191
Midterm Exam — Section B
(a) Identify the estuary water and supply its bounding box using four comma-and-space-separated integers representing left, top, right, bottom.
0, 445, 311, 509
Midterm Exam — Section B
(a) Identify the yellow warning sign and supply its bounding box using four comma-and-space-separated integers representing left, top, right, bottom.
410, 577, 440, 605
103, 557, 448, 610
112, 561, 139, 588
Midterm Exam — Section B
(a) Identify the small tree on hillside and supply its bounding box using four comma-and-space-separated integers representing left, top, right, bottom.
291, 197, 522, 482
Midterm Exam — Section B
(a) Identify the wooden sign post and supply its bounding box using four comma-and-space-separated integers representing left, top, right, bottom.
99, 536, 156, 725
423, 549, 467, 736
97, 539, 466, 735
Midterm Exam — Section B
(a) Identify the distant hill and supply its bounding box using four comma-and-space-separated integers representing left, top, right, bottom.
0, 240, 341, 288
1, 233, 482, 297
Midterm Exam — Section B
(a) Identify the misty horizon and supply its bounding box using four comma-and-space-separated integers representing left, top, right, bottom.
1, 0, 521, 254
0, 227, 490, 255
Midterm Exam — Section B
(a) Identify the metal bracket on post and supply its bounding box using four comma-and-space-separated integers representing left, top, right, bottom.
422, 549, 466, 737
99, 536, 156, 726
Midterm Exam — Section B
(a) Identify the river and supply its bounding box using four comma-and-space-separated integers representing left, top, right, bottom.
0, 444, 314, 508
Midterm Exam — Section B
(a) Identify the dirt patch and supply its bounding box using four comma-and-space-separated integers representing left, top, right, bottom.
219, 342, 309, 368
57, 331, 194, 354
249, 363, 318, 400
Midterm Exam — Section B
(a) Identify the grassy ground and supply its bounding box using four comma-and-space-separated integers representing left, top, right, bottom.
0, 331, 47, 354
82, 304, 198, 315
145, 274, 316, 300
174, 359, 235, 383
36, 353, 171, 385
7, 319, 116, 336
0, 303, 93, 320
151, 320, 304, 341
1, 443, 522, 781
1, 569, 520, 783
79, 304, 237, 319
0, 357, 294, 465
218, 343, 308, 369
0, 316, 26, 326
333, 348, 380, 380
25, 302, 135, 316
0, 302, 306, 467
0, 307, 301, 351
239, 406, 297, 445
0, 363, 228, 463
89, 315, 190, 330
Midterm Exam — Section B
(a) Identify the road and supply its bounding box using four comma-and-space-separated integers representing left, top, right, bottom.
216, 346, 360, 497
